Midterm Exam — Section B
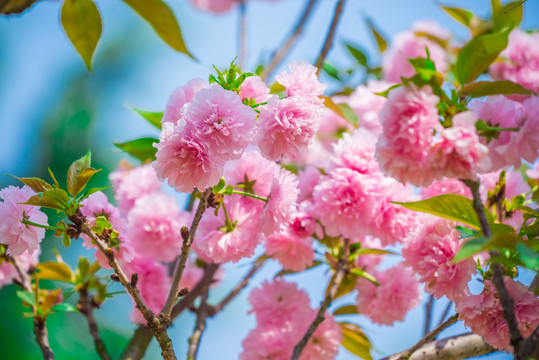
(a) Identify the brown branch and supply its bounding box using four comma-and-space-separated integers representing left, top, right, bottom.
120, 327, 153, 360
291, 238, 350, 360
424, 295, 434, 336
529, 275, 539, 294
261, 0, 320, 80
462, 179, 523, 351
516, 324, 539, 360
187, 291, 210, 360
11, 256, 55, 360
397, 314, 459, 360
238, 0, 247, 69
438, 301, 453, 327
314, 0, 346, 70
382, 333, 496, 360
162, 188, 212, 320
78, 285, 111, 360
73, 213, 176, 360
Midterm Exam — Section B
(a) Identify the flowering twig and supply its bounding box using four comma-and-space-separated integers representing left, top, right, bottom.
424, 294, 434, 336
314, 0, 346, 70
238, 0, 247, 69
78, 285, 111, 360
462, 179, 524, 351
397, 314, 459, 360
162, 188, 212, 320
291, 238, 351, 360
10, 256, 55, 360
72, 213, 177, 360
382, 333, 495, 360
261, 0, 320, 80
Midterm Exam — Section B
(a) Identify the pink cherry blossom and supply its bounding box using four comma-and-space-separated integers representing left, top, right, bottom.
312, 168, 383, 238
300, 313, 342, 360
456, 277, 539, 352
297, 166, 322, 202
356, 265, 421, 325
375, 85, 441, 186
183, 84, 257, 162
316, 107, 353, 138
261, 168, 299, 236
109, 163, 162, 214
421, 178, 472, 199
265, 230, 314, 272
153, 121, 223, 193
256, 96, 320, 161
328, 129, 379, 175
193, 198, 261, 263
239, 76, 269, 104
490, 29, 539, 94
0, 249, 40, 289
402, 218, 476, 301
0, 186, 47, 257
527, 163, 539, 180
352, 236, 384, 272
241, 324, 296, 360
275, 62, 326, 105
126, 194, 186, 263
162, 78, 207, 126
190, 0, 237, 13
288, 205, 316, 238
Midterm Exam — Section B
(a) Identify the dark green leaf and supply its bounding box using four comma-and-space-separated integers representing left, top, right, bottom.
121, 0, 193, 58
345, 43, 368, 66
462, 80, 535, 98
129, 106, 163, 130
333, 305, 358, 316
440, 5, 474, 27
455, 29, 510, 84
456, 225, 478, 239
393, 194, 492, 230
7, 175, 52, 193
51, 303, 78, 313
522, 222, 539, 239
67, 150, 92, 197
366, 18, 387, 53
62, 234, 71, 247
0, 0, 39, 15
518, 206, 539, 218
61, 0, 102, 71
114, 137, 158, 162
322, 63, 340, 80
340, 322, 372, 360
516, 243, 539, 270
454, 236, 489, 261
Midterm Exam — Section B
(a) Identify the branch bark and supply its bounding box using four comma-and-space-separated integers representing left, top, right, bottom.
291, 238, 350, 360
382, 333, 496, 360
424, 295, 434, 336
314, 0, 346, 70
261, 0, 320, 80
78, 285, 112, 360
187, 291, 210, 360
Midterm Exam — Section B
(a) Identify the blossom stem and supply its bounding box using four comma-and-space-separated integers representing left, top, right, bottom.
314, 0, 346, 70
162, 188, 212, 320
230, 190, 268, 202
462, 179, 524, 351
261, 0, 320, 80
397, 314, 459, 360
291, 238, 351, 360
78, 284, 112, 360
20, 219, 58, 230
221, 200, 234, 232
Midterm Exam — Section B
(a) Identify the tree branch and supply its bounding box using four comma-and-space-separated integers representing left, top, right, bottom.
291, 238, 350, 360
314, 0, 346, 70
187, 290, 210, 360
78, 285, 112, 360
382, 333, 496, 360
162, 188, 212, 320
424, 295, 434, 336
261, 0, 320, 80
397, 314, 459, 360
438, 301, 453, 327
10, 256, 55, 360
516, 324, 539, 360
462, 179, 523, 351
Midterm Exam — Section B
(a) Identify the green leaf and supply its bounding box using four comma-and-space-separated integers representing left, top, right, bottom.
7, 176, 52, 193
516, 243, 539, 270
355, 248, 397, 256
492, 1, 523, 32
61, 0, 102, 71
455, 29, 510, 84
129, 106, 163, 130
67, 150, 92, 197
456, 225, 478, 239
374, 83, 402, 98
462, 80, 535, 98
79, 186, 110, 201
366, 18, 387, 53
340, 322, 372, 360
392, 194, 492, 230
350, 268, 380, 286
440, 5, 474, 27
114, 137, 158, 162
336, 103, 359, 125
51, 303, 78, 313
454, 236, 489, 261
0, 0, 39, 15
522, 222, 539, 239
121, 0, 193, 58
23, 189, 70, 211
72, 167, 101, 199
62, 234, 71, 247
322, 63, 340, 80
35, 262, 75, 283
333, 305, 358, 316
16, 290, 35, 306
47, 168, 59, 189
518, 206, 539, 218
345, 43, 368, 66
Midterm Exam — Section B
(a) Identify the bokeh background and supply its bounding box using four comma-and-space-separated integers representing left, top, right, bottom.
1, 0, 538, 358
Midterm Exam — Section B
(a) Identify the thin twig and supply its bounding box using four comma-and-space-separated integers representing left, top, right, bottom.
529, 275, 539, 294
187, 290, 210, 360
11, 257, 55, 360
438, 301, 453, 327
73, 212, 177, 360
516, 324, 539, 360
210, 260, 264, 315
397, 314, 459, 360
78, 285, 112, 360
238, 0, 247, 69
314, 0, 346, 70
162, 188, 212, 320
291, 238, 350, 360
462, 179, 523, 351
424, 295, 434, 336
261, 0, 320, 80
382, 333, 496, 360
